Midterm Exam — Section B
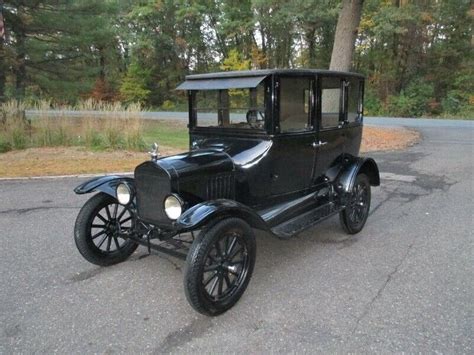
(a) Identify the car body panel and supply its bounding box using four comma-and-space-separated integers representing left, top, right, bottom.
337, 157, 380, 195
74, 176, 134, 198
176, 199, 269, 231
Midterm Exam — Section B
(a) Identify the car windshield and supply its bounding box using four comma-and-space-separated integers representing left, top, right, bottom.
193, 83, 266, 129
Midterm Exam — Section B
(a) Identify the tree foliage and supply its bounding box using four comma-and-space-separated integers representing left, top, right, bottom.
0, 0, 472, 117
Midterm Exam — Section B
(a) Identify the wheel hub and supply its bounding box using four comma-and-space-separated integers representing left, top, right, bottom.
105, 219, 120, 235
215, 258, 235, 273
225, 264, 238, 273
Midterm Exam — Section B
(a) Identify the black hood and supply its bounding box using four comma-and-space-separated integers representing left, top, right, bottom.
191, 136, 273, 168
155, 148, 234, 180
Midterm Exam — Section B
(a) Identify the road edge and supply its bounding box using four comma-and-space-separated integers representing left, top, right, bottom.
0, 172, 133, 181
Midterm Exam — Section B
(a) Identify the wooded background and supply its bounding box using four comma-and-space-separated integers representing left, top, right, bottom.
0, 0, 472, 117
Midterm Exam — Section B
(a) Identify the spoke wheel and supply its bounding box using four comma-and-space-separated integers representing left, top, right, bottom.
340, 173, 371, 234
184, 218, 256, 316
74, 193, 138, 266
202, 230, 249, 302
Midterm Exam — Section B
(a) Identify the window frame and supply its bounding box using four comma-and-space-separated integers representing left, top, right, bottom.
188, 77, 272, 136
343, 77, 364, 126
317, 75, 344, 132
275, 75, 316, 135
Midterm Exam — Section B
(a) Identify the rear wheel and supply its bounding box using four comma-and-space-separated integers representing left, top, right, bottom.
184, 218, 256, 316
74, 193, 138, 266
339, 173, 371, 234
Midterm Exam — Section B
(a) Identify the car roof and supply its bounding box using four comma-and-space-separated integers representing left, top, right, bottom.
184, 69, 365, 80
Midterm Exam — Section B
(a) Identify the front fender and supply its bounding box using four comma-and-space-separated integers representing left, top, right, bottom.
337, 157, 380, 195
176, 199, 269, 232
74, 175, 134, 198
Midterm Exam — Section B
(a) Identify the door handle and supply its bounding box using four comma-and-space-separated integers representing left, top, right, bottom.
312, 140, 328, 148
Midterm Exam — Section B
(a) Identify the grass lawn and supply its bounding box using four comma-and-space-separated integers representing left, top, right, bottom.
142, 120, 188, 150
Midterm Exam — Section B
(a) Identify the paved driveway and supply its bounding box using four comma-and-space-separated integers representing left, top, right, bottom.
0, 122, 472, 353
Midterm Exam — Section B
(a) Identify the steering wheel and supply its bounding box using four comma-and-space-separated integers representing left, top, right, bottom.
246, 109, 265, 128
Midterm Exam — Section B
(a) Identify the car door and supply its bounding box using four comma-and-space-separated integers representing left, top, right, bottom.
342, 77, 364, 156
268, 75, 317, 196
313, 75, 346, 185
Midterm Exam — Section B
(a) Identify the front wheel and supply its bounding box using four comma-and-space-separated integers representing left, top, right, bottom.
339, 173, 371, 234
184, 218, 256, 316
74, 193, 138, 266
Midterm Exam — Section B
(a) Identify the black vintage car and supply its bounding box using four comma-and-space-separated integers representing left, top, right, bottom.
74, 69, 380, 316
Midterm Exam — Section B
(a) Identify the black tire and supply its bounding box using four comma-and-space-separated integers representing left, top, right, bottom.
184, 218, 256, 316
74, 193, 138, 266
339, 173, 371, 234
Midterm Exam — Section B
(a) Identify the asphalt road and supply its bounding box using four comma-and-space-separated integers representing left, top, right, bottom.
1, 121, 472, 353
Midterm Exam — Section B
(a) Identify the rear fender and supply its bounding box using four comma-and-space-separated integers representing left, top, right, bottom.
74, 175, 134, 199
176, 199, 269, 232
337, 157, 380, 195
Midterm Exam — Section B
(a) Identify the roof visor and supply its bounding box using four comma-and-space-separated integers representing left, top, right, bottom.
176, 75, 267, 90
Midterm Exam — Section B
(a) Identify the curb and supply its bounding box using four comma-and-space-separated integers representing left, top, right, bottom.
1, 171, 415, 183
0, 172, 133, 181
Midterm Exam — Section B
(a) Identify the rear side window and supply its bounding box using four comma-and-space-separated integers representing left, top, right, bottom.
279, 77, 312, 133
347, 79, 362, 123
320, 77, 341, 129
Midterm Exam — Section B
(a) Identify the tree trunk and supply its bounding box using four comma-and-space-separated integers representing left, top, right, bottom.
306, 28, 316, 67
15, 32, 26, 99
0, 0, 6, 102
15, 4, 26, 100
329, 0, 364, 71
0, 43, 5, 102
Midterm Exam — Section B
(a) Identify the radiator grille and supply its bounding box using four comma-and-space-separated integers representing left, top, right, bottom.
207, 174, 234, 200
135, 164, 170, 225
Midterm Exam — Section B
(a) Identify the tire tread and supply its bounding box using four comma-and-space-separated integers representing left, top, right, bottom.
184, 218, 256, 316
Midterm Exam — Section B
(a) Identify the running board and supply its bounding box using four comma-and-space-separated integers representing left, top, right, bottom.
125, 234, 189, 260
271, 202, 339, 239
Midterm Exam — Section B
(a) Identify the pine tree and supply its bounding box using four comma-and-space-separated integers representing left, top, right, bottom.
2, 0, 122, 101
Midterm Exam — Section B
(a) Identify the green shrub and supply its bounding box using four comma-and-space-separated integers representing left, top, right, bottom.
104, 127, 125, 150
442, 91, 463, 114
161, 100, 175, 110
448, 68, 474, 115
119, 63, 151, 104
84, 128, 104, 149
11, 127, 28, 149
364, 88, 384, 116
0, 136, 12, 153
125, 131, 147, 151
387, 94, 416, 117
388, 80, 435, 117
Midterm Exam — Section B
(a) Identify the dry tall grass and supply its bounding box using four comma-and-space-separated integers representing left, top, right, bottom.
0, 100, 30, 151
0, 99, 146, 152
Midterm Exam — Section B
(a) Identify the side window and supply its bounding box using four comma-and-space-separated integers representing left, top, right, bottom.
347, 79, 362, 123
279, 77, 312, 133
320, 77, 341, 129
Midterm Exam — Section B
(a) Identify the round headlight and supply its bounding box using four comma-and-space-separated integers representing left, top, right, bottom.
116, 183, 131, 205
164, 194, 183, 220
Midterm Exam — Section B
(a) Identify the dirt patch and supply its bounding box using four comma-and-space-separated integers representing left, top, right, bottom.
361, 126, 420, 152
0, 146, 183, 178
0, 127, 419, 178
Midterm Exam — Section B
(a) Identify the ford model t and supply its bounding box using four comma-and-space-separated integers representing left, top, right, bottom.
74, 69, 380, 316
